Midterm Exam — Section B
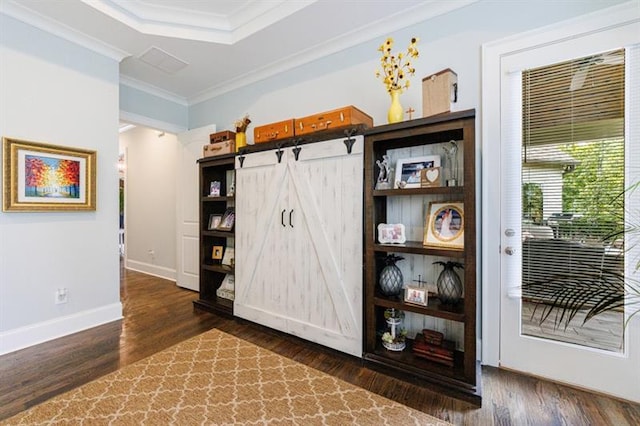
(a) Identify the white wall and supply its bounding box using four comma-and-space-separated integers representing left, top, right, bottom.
119, 127, 178, 280
0, 15, 122, 354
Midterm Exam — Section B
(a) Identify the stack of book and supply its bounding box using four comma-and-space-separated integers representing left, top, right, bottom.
412, 329, 455, 367
216, 274, 235, 301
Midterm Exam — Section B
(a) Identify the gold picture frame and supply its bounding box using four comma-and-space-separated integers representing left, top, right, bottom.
3, 137, 96, 212
423, 201, 464, 250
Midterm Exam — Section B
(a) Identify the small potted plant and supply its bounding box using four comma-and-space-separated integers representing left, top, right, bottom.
381, 308, 407, 351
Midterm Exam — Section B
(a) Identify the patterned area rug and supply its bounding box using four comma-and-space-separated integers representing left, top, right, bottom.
3, 329, 450, 425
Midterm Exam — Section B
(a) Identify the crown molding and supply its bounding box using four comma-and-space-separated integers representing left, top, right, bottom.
120, 75, 188, 106
189, 0, 478, 104
82, 0, 316, 44
119, 110, 187, 134
0, 0, 130, 61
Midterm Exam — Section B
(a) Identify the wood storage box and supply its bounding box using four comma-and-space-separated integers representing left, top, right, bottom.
412, 333, 455, 367
422, 69, 458, 117
210, 130, 235, 143
203, 139, 235, 157
295, 106, 373, 136
254, 119, 295, 143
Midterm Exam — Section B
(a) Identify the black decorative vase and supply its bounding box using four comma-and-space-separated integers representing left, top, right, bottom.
434, 261, 463, 305
379, 255, 404, 296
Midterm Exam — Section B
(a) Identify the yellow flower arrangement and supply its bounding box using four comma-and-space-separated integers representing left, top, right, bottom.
375, 37, 419, 93
234, 114, 251, 133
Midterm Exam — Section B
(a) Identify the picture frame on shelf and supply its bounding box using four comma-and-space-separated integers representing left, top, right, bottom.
420, 166, 442, 188
209, 181, 221, 196
423, 201, 464, 249
217, 208, 235, 231
221, 247, 235, 267
404, 286, 428, 306
208, 214, 222, 230
395, 155, 440, 189
212, 245, 224, 260
377, 223, 406, 244
2, 137, 96, 212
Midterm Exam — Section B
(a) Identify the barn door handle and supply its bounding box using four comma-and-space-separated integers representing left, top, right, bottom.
281, 209, 286, 227
289, 209, 294, 228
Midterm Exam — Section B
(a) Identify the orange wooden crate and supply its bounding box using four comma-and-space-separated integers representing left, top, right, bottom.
253, 119, 295, 143
295, 106, 373, 136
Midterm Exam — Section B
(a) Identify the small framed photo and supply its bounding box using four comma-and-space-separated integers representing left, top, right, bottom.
209, 181, 221, 196
395, 155, 441, 189
377, 223, 406, 244
217, 208, 235, 231
423, 201, 464, 250
404, 286, 428, 306
212, 245, 224, 260
221, 247, 235, 267
420, 166, 441, 188
208, 214, 222, 230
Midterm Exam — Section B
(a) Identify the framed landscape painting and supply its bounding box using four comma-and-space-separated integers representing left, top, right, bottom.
3, 137, 97, 212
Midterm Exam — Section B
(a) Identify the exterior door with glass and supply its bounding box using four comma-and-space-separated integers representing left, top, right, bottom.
494, 16, 639, 402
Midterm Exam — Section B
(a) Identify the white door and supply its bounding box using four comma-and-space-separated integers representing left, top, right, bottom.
176, 125, 216, 291
492, 15, 640, 402
234, 147, 290, 331
235, 138, 363, 357
285, 138, 363, 355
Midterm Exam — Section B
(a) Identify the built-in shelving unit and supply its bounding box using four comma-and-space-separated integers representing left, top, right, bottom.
363, 110, 480, 404
193, 153, 235, 316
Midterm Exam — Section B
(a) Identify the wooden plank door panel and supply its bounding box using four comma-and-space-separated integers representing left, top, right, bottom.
235, 138, 363, 357
284, 137, 363, 357
234, 150, 290, 331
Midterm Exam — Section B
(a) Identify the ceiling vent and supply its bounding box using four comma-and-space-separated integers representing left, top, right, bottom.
138, 46, 189, 74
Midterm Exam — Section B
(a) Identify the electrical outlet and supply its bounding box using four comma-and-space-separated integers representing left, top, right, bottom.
55, 288, 68, 304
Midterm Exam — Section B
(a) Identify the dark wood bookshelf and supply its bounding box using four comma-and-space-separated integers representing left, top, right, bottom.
194, 154, 235, 316
363, 110, 480, 404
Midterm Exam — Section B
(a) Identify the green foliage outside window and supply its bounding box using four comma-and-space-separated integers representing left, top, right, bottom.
561, 139, 625, 242
523, 183, 543, 225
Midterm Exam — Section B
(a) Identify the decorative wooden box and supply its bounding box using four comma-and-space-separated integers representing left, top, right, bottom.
295, 106, 373, 136
254, 119, 295, 143
203, 140, 234, 157
210, 130, 235, 143
412, 333, 455, 367
422, 69, 458, 117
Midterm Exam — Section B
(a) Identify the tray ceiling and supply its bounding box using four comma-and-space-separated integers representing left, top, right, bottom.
1, 0, 477, 103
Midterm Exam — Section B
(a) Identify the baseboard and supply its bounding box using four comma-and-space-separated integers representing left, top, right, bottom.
0, 302, 123, 356
125, 259, 177, 282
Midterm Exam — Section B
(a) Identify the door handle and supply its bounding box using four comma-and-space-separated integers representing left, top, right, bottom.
289, 209, 294, 228
504, 246, 516, 255
281, 209, 286, 227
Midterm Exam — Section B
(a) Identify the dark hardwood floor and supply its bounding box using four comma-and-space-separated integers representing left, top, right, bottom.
1, 267, 639, 425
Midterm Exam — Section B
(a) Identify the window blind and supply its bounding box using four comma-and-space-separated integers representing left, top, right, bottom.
520, 48, 626, 351
523, 49, 625, 148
